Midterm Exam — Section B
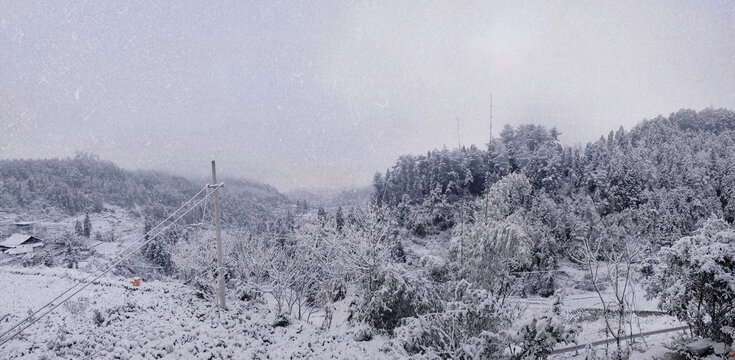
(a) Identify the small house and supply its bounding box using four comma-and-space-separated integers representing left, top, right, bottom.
9, 221, 34, 234
0, 234, 44, 254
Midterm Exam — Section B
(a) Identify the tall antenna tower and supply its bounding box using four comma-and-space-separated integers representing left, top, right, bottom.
456, 116, 461, 148
489, 92, 493, 143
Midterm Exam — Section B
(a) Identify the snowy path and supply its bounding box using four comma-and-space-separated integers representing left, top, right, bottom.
519, 290, 684, 349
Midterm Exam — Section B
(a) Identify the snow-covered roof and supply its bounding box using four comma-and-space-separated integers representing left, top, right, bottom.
0, 234, 40, 248
13, 221, 34, 225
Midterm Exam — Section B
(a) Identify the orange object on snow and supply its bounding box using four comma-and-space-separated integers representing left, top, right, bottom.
130, 277, 141, 286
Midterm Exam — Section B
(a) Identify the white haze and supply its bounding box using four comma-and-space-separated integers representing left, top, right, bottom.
1, 1, 734, 191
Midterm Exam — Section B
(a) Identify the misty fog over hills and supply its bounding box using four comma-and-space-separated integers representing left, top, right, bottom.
2, 1, 735, 359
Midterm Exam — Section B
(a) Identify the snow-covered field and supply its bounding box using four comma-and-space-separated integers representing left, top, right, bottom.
0, 209, 399, 359
0, 263, 686, 359
0, 266, 398, 359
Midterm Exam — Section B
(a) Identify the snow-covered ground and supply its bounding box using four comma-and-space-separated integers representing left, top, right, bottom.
405, 234, 687, 359
0, 210, 399, 358
0, 266, 398, 359
0, 263, 687, 359
0, 211, 688, 359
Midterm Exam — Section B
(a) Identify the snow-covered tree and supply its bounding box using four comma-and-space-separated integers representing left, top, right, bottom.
450, 173, 535, 294
171, 229, 235, 299
572, 225, 643, 356
142, 227, 179, 275
82, 213, 92, 238
395, 281, 516, 359
74, 220, 83, 236
60, 231, 84, 269
646, 217, 735, 343
507, 291, 579, 359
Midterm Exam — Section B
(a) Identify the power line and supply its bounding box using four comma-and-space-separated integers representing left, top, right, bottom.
0, 186, 216, 348
0, 190, 213, 347
0, 185, 208, 343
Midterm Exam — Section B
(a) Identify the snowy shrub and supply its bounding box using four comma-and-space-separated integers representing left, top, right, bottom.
272, 313, 291, 327
509, 316, 576, 359
646, 217, 735, 343
63, 297, 89, 315
523, 272, 556, 298
92, 309, 105, 327
104, 229, 116, 242
523, 234, 560, 297
574, 272, 608, 292
171, 229, 235, 298
412, 186, 455, 236
21, 253, 39, 267
581, 344, 602, 360
268, 246, 323, 319
231, 233, 275, 292
507, 293, 579, 359
59, 231, 84, 269
481, 173, 533, 220
451, 212, 533, 293
142, 227, 180, 275
353, 322, 374, 342
94, 230, 116, 242
42, 253, 55, 267
237, 217, 334, 320
292, 202, 439, 331
237, 282, 263, 302
321, 304, 335, 330
421, 255, 450, 283
395, 281, 516, 359
356, 263, 440, 332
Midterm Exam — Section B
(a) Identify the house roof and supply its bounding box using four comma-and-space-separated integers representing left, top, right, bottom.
13, 221, 34, 226
0, 234, 40, 248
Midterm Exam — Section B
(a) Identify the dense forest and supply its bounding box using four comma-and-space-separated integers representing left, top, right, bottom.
374, 108, 735, 246
0, 154, 290, 227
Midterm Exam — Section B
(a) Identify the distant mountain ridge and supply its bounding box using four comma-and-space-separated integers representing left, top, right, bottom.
0, 154, 291, 227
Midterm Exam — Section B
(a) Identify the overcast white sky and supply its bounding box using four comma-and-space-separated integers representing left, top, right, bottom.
1, 1, 734, 192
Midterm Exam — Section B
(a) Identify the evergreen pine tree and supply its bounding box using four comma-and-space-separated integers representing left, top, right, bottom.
74, 220, 83, 236
317, 207, 327, 226
144, 217, 151, 241
335, 206, 345, 232
83, 213, 92, 237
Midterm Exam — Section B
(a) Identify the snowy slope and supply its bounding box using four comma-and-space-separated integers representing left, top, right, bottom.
0, 266, 400, 359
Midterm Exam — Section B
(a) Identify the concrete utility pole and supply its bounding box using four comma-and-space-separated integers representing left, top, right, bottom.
211, 160, 226, 310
